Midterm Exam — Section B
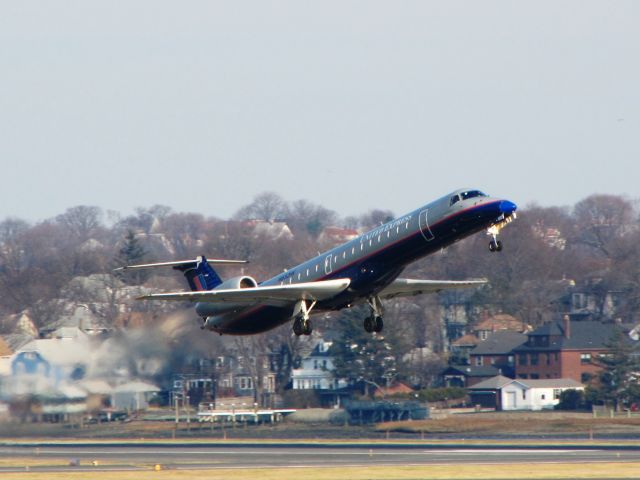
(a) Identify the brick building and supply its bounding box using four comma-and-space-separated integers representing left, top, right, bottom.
469, 331, 528, 378
512, 317, 619, 383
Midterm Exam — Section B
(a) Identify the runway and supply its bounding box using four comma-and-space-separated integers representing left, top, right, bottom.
1, 442, 640, 473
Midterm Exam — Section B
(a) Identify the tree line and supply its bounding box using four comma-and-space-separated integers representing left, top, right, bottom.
1, 192, 639, 398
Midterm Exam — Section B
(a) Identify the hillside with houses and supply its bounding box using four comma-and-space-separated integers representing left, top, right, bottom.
1, 192, 640, 423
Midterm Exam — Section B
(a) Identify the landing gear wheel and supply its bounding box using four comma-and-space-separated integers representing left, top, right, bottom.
293, 317, 304, 336
495, 240, 503, 252
302, 320, 313, 336
374, 316, 383, 333
489, 240, 497, 252
364, 316, 375, 333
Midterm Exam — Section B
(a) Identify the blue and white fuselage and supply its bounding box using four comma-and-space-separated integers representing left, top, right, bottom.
128, 189, 517, 336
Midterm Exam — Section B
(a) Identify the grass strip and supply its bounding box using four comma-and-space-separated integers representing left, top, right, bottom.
1, 463, 640, 480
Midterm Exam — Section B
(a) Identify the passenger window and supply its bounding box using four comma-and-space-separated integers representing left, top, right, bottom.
351, 247, 355, 255
315, 265, 319, 272
450, 195, 460, 206
377, 235, 381, 242
342, 252, 346, 259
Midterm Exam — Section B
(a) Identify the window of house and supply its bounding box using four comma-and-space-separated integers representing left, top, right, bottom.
553, 389, 561, 400
313, 360, 318, 369
530, 374, 539, 379
475, 356, 482, 366
531, 353, 539, 366
522, 390, 527, 400
508, 355, 514, 365
572, 293, 588, 310
519, 354, 528, 366
541, 394, 546, 400
581, 373, 593, 383
479, 330, 488, 340
580, 353, 592, 364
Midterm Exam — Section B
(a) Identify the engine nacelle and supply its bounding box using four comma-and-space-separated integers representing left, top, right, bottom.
214, 276, 258, 290
195, 275, 258, 317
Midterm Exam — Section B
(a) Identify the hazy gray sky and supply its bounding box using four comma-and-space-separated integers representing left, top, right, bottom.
1, 1, 638, 222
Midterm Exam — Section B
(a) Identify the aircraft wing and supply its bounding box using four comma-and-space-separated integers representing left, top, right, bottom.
136, 278, 351, 306
378, 278, 488, 299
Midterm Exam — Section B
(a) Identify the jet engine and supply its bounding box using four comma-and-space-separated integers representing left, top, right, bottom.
214, 276, 258, 290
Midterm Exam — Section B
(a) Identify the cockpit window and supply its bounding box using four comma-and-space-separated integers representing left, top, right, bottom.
450, 195, 460, 206
460, 190, 487, 200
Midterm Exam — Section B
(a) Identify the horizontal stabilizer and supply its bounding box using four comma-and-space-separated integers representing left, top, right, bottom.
379, 278, 488, 299
136, 278, 351, 306
114, 256, 247, 271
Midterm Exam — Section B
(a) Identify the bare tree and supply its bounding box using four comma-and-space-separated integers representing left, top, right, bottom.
55, 205, 103, 242
233, 192, 289, 222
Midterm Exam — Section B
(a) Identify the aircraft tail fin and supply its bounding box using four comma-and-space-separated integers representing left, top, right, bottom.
115, 256, 248, 291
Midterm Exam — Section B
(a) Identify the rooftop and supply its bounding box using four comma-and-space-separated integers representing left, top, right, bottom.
471, 331, 527, 355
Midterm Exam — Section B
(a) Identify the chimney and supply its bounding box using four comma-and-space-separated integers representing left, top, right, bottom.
563, 315, 571, 339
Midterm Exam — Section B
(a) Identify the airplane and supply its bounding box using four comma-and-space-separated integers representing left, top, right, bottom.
117, 188, 517, 336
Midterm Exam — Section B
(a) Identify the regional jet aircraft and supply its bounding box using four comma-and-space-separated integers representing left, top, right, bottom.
118, 189, 516, 336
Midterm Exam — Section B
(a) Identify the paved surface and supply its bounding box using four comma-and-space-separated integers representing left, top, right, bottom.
1, 443, 640, 473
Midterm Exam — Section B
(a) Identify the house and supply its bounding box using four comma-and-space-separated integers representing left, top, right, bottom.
512, 317, 621, 383
473, 314, 528, 341
245, 220, 293, 240
291, 340, 346, 391
449, 334, 480, 365
468, 375, 584, 411
112, 381, 160, 410
469, 331, 527, 378
442, 365, 501, 388
0, 337, 13, 376
318, 226, 359, 245
374, 382, 414, 398
451, 313, 529, 366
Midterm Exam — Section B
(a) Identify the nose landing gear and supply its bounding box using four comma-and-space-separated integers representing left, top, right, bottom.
489, 239, 503, 252
487, 212, 516, 252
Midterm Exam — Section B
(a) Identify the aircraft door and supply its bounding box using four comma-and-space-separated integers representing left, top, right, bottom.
419, 209, 435, 242
324, 254, 333, 275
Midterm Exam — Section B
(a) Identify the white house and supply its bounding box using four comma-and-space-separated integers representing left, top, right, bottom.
291, 340, 346, 390
469, 375, 584, 411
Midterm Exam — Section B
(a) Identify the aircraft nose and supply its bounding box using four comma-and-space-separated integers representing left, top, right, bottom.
500, 200, 517, 215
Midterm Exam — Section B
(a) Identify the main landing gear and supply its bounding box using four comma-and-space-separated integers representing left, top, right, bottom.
363, 296, 384, 333
292, 299, 316, 336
